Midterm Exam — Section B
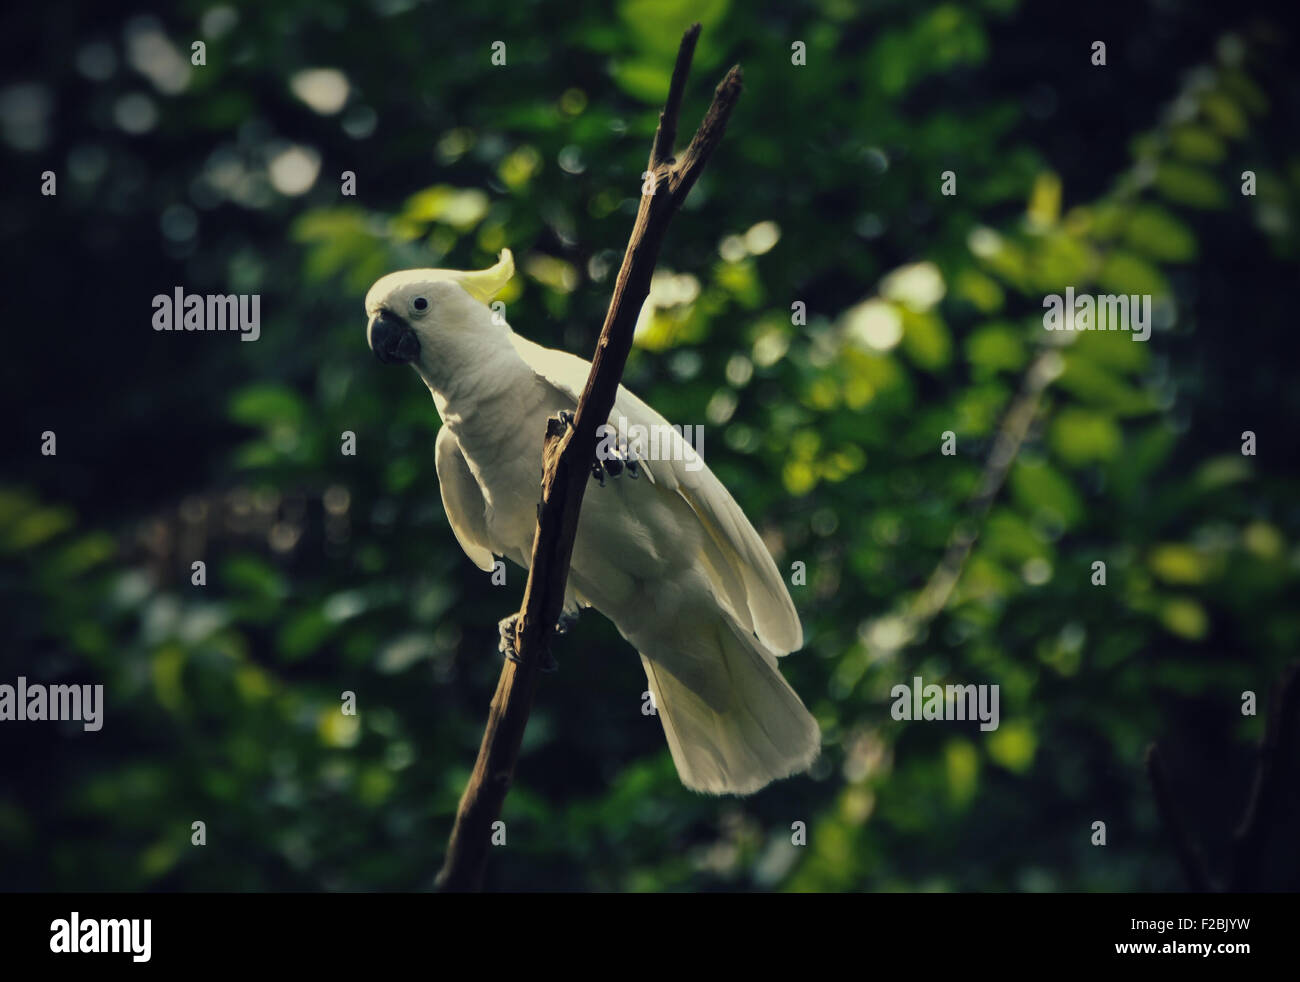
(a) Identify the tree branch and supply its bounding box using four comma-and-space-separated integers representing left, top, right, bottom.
650, 23, 699, 167
1228, 662, 1300, 889
906, 349, 1058, 629
434, 24, 743, 892
1145, 660, 1299, 892
1144, 742, 1213, 892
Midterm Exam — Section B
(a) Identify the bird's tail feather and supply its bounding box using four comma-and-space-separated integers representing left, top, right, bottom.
639, 622, 819, 795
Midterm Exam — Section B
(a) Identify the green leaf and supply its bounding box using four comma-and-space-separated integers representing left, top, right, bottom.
1057, 353, 1154, 416
1010, 457, 1084, 529
945, 739, 980, 808
900, 309, 952, 371
618, 0, 729, 57
222, 556, 287, 601
1168, 125, 1225, 164
1200, 91, 1247, 139
965, 323, 1026, 375
1071, 322, 1151, 373
1050, 408, 1123, 467
1149, 544, 1216, 585
1160, 597, 1209, 640
1097, 250, 1171, 297
1154, 162, 1227, 209
1123, 205, 1197, 262
0, 504, 74, 552
228, 384, 306, 428
987, 721, 1037, 773
983, 508, 1049, 563
278, 608, 334, 661
953, 269, 1005, 313
610, 58, 673, 103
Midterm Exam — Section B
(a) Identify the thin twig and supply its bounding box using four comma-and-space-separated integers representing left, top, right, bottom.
1144, 742, 1213, 892
1228, 662, 1300, 889
650, 23, 699, 167
906, 348, 1059, 627
434, 24, 743, 892
1146, 661, 1300, 892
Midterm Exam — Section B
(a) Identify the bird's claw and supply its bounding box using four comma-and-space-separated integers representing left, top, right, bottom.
499, 613, 521, 663
556, 608, 580, 635
497, 612, 559, 672
594, 442, 642, 485
552, 409, 642, 487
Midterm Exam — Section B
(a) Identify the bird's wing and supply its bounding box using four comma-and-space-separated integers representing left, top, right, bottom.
510, 334, 803, 655
434, 425, 496, 572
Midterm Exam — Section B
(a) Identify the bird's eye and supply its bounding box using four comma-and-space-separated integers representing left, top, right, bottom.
411, 296, 429, 313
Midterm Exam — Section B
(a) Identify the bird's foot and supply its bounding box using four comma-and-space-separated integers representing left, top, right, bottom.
553, 410, 641, 488
498, 613, 521, 663
498, 612, 559, 672
556, 608, 580, 635
595, 444, 641, 481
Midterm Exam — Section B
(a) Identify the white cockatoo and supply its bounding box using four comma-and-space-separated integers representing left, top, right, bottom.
365, 249, 818, 794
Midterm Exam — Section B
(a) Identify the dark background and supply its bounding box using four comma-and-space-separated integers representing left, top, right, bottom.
1, 0, 1297, 891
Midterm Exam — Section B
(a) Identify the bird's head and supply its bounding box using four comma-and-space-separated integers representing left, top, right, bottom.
364, 249, 515, 368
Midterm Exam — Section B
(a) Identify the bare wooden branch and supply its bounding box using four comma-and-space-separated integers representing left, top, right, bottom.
650, 22, 699, 167
434, 24, 742, 892
1144, 661, 1300, 892
1229, 662, 1300, 890
907, 349, 1057, 629
1144, 742, 1213, 892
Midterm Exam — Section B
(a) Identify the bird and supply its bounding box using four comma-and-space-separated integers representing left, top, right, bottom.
364, 249, 819, 794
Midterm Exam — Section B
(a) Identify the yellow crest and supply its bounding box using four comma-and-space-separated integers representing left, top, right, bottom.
454, 249, 514, 303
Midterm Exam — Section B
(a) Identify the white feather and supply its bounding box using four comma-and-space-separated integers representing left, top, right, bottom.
434, 426, 495, 572
510, 334, 804, 655
373, 263, 819, 795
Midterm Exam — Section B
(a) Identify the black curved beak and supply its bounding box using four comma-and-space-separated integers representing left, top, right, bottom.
367, 309, 421, 365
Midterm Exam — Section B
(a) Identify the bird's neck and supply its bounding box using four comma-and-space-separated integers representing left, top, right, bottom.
416, 325, 535, 435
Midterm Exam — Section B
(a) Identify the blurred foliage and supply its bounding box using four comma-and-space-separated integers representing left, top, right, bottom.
2, 0, 1299, 891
